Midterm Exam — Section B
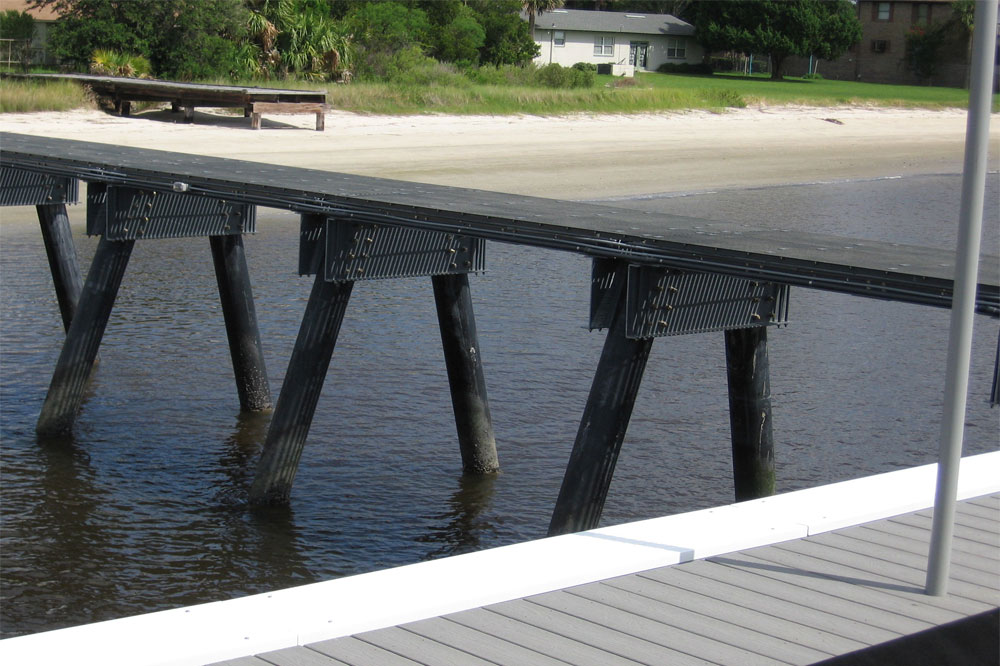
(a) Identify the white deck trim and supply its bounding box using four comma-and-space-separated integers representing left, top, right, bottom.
3, 451, 998, 666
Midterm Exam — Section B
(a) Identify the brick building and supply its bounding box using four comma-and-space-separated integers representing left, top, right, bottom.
788, 0, 973, 88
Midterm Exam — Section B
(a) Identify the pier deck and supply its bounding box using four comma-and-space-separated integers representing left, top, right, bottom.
1, 132, 997, 312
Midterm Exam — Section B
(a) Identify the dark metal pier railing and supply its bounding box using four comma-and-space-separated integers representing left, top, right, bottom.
1, 132, 998, 533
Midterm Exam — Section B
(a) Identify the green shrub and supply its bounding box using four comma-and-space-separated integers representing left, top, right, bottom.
571, 62, 597, 72
90, 49, 151, 78
656, 62, 714, 75
802, 72, 824, 80
534, 63, 595, 89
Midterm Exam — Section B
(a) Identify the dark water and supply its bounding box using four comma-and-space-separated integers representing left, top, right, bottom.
1, 174, 997, 638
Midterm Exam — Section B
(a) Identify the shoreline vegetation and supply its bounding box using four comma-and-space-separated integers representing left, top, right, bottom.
0, 70, 994, 116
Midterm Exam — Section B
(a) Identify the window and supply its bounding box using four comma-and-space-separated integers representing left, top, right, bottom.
554, 30, 565, 47
871, 39, 890, 53
874, 2, 891, 21
913, 3, 930, 24
594, 35, 614, 57
665, 37, 686, 59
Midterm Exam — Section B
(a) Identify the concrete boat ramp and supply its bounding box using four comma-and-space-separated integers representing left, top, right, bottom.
2, 451, 996, 666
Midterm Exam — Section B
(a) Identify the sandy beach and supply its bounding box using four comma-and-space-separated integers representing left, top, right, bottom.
1, 105, 994, 200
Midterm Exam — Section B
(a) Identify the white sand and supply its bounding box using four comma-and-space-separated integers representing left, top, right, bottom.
1, 105, 994, 200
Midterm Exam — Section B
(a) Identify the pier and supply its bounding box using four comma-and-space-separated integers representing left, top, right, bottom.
1, 73, 329, 130
0, 453, 996, 665
1, 131, 998, 537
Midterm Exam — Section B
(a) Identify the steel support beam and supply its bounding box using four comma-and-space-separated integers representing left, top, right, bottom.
432, 272, 499, 475
549, 264, 654, 536
209, 234, 271, 413
725, 326, 776, 501
36, 236, 134, 437
250, 270, 354, 505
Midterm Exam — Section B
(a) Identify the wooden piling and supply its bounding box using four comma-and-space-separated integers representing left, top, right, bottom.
432, 272, 499, 475
209, 234, 271, 412
548, 275, 654, 536
250, 271, 354, 505
36, 203, 85, 332
36, 237, 134, 437
725, 326, 776, 501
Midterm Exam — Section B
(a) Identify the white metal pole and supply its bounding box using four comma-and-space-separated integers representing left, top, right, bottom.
925, 0, 998, 596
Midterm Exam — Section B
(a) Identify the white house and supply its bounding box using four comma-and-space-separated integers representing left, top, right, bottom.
527, 9, 704, 76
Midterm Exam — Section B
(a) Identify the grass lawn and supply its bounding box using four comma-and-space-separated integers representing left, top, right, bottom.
2, 70, 995, 115
624, 71, 987, 109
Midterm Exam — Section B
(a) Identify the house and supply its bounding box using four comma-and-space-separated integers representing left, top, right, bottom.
526, 8, 704, 76
788, 0, 972, 87
0, 0, 60, 67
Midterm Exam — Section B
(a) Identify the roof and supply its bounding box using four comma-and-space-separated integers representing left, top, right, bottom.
527, 8, 695, 36
0, 0, 61, 21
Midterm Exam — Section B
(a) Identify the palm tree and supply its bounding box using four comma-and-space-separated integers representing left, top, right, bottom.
523, 0, 565, 37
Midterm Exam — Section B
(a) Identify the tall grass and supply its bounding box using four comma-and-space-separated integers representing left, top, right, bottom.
1, 70, 991, 115
0, 78, 95, 113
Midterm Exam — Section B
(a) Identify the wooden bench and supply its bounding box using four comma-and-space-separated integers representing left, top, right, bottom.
250, 102, 328, 131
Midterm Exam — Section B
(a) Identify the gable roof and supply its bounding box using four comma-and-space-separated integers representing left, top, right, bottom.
527, 8, 694, 36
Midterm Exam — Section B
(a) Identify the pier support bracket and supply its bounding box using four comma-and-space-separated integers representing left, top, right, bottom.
550, 259, 790, 534
251, 214, 492, 504
549, 260, 653, 536
36, 183, 263, 435
0, 166, 84, 332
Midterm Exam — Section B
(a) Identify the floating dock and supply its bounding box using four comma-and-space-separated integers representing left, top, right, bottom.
1, 73, 328, 130
0, 452, 996, 666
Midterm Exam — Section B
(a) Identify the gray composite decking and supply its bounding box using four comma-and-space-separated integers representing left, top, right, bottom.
211, 494, 999, 666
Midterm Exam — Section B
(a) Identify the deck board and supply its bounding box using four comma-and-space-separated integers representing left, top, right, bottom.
660, 560, 914, 640
249, 648, 349, 666
400, 616, 568, 665
870, 518, 999, 560
813, 531, 999, 588
211, 493, 999, 666
839, 525, 998, 575
565, 579, 831, 664
487, 598, 711, 665
443, 607, 640, 666
526, 589, 781, 665
605, 570, 868, 656
349, 626, 497, 665
306, 635, 426, 665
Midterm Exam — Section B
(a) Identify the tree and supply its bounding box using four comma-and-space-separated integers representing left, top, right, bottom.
469, 0, 539, 66
689, 0, 860, 80
522, 0, 564, 36
0, 10, 35, 70
34, 0, 248, 78
434, 6, 486, 66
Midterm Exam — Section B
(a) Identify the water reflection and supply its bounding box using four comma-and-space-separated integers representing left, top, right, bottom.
416, 472, 499, 560
1, 433, 116, 635
213, 409, 271, 507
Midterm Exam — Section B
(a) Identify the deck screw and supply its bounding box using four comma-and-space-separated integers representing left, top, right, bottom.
751, 313, 762, 321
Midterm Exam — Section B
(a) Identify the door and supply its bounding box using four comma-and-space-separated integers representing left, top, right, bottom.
629, 42, 649, 69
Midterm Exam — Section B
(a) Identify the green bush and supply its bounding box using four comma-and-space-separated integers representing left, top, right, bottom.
571, 62, 597, 72
802, 72, 824, 80
656, 62, 714, 75
534, 63, 595, 89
